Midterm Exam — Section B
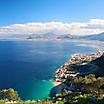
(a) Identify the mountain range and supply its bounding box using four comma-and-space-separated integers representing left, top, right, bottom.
0, 32, 104, 41
81, 32, 104, 41
21, 32, 104, 41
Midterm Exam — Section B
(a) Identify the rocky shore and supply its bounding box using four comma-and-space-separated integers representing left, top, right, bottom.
54, 52, 103, 86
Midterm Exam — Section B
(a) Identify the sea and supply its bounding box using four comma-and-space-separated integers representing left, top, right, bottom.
0, 40, 101, 100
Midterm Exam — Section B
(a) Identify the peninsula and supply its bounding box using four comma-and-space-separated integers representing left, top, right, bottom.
54, 52, 102, 85
49, 51, 104, 103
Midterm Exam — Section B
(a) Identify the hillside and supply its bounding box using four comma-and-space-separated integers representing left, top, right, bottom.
49, 52, 104, 104
81, 32, 104, 41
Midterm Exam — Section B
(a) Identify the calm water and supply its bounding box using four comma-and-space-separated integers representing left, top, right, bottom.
0, 41, 97, 100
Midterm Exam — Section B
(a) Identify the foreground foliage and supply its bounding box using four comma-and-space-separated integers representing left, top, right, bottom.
0, 88, 19, 101
0, 74, 103, 104
52, 74, 104, 104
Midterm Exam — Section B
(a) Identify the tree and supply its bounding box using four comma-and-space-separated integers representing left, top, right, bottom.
0, 88, 19, 101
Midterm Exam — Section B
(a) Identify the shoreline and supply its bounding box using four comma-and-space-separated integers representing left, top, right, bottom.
53, 51, 103, 86
0, 38, 104, 45
53, 80, 62, 86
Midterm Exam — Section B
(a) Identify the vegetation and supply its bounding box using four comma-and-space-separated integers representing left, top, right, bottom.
0, 54, 104, 103
51, 74, 104, 104
0, 74, 103, 104
0, 88, 19, 101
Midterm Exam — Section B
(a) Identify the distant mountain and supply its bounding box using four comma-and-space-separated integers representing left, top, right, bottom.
56, 34, 74, 39
2, 32, 104, 41
32, 33, 59, 38
0, 33, 75, 39
27, 33, 74, 39
81, 32, 104, 41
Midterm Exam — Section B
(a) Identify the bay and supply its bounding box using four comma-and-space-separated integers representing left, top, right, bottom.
0, 41, 97, 100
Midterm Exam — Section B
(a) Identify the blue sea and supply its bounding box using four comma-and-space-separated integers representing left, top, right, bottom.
0, 41, 98, 100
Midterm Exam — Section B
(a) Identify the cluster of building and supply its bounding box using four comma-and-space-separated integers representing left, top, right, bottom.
54, 52, 102, 85
55, 63, 79, 83
69, 53, 102, 65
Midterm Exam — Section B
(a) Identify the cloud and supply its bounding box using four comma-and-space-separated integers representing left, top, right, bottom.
0, 19, 104, 36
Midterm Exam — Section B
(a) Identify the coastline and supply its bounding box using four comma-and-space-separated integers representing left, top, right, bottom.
53, 51, 103, 86
0, 38, 104, 45
53, 80, 61, 86
50, 51, 104, 99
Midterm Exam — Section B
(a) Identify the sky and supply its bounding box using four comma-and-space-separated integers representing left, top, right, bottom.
0, 0, 104, 35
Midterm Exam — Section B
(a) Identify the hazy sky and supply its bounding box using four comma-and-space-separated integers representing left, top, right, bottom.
0, 0, 104, 35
